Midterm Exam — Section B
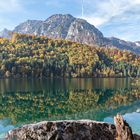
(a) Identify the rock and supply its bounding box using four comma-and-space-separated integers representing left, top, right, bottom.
6, 114, 140, 140
6, 120, 116, 140
6, 115, 140, 140
114, 114, 134, 140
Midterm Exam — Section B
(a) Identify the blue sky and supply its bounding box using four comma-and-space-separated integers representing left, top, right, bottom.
0, 0, 140, 41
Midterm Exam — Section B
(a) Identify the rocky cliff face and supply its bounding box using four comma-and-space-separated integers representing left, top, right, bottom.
1, 14, 140, 54
66, 18, 104, 45
42, 14, 75, 39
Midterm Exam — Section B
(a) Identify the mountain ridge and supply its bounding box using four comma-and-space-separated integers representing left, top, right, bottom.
0, 14, 140, 54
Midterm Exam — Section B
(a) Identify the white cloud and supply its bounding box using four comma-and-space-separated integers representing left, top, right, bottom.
83, 16, 107, 27
133, 0, 140, 4
0, 0, 28, 30
0, 0, 23, 13
79, 0, 140, 27
77, 0, 140, 41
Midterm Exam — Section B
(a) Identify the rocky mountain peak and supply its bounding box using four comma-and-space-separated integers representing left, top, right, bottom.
45, 14, 75, 21
43, 14, 76, 38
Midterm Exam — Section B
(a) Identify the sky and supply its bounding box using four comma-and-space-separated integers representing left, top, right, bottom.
0, 0, 140, 41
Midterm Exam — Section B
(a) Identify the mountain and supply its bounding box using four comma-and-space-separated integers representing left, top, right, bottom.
103, 37, 140, 54
12, 14, 104, 46
0, 14, 140, 54
0, 28, 11, 39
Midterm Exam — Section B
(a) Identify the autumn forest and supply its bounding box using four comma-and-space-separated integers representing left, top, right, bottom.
0, 33, 140, 78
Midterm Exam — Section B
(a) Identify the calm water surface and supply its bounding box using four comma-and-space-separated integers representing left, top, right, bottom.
0, 78, 140, 137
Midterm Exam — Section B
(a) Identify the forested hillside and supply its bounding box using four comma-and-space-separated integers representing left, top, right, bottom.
0, 33, 140, 78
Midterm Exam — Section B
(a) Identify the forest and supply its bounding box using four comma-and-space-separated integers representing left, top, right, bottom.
0, 33, 140, 78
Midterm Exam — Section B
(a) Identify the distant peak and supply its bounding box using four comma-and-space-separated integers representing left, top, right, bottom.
2, 28, 9, 31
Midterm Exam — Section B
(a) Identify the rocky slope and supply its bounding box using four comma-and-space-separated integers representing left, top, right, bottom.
0, 14, 140, 54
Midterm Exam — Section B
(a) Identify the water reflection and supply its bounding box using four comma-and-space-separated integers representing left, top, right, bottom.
0, 78, 130, 92
0, 78, 140, 136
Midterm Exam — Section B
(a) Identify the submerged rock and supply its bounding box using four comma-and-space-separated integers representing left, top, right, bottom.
6, 115, 140, 140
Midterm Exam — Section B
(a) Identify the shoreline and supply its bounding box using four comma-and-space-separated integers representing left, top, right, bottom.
0, 76, 133, 79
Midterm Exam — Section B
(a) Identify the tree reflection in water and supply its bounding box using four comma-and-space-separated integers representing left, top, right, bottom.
0, 78, 140, 135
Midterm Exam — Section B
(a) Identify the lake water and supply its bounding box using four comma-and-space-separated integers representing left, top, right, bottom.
0, 78, 140, 138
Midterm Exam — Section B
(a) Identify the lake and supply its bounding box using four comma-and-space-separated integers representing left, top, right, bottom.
0, 78, 140, 138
